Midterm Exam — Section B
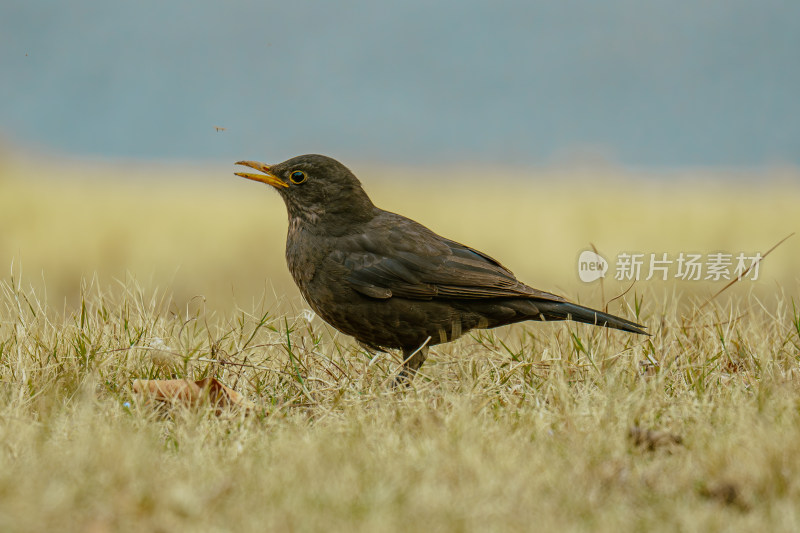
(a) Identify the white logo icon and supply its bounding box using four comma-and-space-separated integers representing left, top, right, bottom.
578, 250, 608, 282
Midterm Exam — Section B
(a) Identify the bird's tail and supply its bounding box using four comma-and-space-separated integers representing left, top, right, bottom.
533, 300, 649, 336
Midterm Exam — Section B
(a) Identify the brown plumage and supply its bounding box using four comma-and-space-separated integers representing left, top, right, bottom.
235, 154, 647, 382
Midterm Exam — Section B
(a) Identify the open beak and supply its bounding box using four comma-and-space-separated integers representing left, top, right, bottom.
234, 161, 289, 188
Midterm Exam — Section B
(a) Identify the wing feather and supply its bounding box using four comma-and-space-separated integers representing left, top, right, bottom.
339, 213, 566, 303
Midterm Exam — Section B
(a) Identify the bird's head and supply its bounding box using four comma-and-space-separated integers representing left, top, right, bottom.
235, 154, 375, 228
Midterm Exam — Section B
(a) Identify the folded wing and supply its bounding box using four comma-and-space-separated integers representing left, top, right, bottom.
334, 214, 566, 303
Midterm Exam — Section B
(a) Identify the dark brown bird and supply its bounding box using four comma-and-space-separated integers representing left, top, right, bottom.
235, 155, 647, 382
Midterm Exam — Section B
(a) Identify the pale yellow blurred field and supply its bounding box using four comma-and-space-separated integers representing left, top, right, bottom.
1, 157, 798, 313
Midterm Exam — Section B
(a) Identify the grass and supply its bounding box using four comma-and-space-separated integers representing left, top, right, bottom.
1, 157, 799, 531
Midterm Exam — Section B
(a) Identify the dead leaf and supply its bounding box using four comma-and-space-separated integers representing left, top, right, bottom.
628, 425, 683, 451
698, 480, 749, 510
132, 378, 255, 414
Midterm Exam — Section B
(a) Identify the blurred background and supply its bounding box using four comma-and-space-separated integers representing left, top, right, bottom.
1, 0, 798, 313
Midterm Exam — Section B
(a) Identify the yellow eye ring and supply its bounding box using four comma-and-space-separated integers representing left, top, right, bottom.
290, 170, 307, 184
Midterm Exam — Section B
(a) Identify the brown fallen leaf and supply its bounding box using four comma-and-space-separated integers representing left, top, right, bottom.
698, 480, 750, 510
628, 425, 683, 451
132, 378, 255, 414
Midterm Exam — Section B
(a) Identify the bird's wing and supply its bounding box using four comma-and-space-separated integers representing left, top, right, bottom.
334, 214, 566, 303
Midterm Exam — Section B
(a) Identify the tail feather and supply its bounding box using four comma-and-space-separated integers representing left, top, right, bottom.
534, 301, 649, 336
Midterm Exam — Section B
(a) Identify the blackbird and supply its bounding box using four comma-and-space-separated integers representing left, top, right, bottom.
235, 155, 647, 381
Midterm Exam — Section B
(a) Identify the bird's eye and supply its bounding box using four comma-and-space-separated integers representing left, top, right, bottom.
290, 171, 307, 184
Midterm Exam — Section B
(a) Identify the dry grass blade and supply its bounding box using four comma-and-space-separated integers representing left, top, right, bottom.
701, 232, 795, 308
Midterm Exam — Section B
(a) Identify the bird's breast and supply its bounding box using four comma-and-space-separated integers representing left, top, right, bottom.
285, 230, 318, 288
285, 222, 345, 291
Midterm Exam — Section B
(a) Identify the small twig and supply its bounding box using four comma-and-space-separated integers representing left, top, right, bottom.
700, 232, 794, 309
197, 357, 274, 372
607, 280, 636, 306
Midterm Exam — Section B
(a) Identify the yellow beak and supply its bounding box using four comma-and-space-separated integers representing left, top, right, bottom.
234, 161, 289, 188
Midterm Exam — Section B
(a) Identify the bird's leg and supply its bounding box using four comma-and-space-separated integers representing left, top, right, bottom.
394, 346, 429, 387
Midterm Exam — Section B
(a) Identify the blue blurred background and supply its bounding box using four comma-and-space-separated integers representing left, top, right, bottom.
1, 0, 798, 167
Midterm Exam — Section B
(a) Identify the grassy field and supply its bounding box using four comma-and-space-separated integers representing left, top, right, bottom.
1, 156, 800, 531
